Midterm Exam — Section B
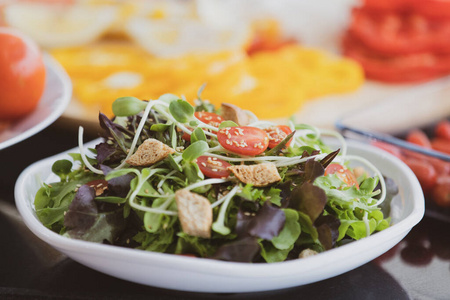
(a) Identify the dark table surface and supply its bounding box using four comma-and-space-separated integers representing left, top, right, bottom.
1, 120, 449, 300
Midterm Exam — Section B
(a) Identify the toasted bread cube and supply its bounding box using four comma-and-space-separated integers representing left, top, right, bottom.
175, 190, 212, 238
228, 162, 281, 187
298, 248, 318, 259
221, 103, 250, 126
126, 138, 175, 167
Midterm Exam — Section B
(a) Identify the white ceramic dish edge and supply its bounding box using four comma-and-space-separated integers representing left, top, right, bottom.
15, 139, 424, 293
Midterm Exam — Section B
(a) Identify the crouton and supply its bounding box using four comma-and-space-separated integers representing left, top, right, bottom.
175, 190, 212, 238
228, 162, 281, 187
126, 138, 175, 167
298, 248, 318, 259
221, 103, 250, 126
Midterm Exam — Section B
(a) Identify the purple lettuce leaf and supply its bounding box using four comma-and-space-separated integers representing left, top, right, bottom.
246, 201, 286, 240
212, 237, 261, 262
315, 214, 340, 250
288, 182, 327, 223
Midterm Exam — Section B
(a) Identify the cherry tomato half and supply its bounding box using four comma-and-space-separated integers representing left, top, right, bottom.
0, 28, 46, 120
406, 129, 432, 148
435, 120, 450, 140
217, 126, 269, 156
196, 156, 231, 178
265, 125, 293, 149
194, 111, 224, 128
325, 163, 360, 188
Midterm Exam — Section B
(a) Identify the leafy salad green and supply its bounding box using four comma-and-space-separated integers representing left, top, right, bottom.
34, 91, 396, 263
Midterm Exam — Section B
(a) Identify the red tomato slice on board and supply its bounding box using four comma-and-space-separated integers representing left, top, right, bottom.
196, 156, 231, 179
217, 126, 269, 156
264, 125, 293, 149
342, 33, 450, 83
435, 120, 450, 140
325, 163, 360, 188
404, 158, 438, 192
194, 111, 224, 128
406, 129, 432, 148
349, 7, 450, 56
413, 0, 450, 19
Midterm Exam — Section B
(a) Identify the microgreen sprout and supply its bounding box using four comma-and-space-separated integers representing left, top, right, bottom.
212, 185, 240, 235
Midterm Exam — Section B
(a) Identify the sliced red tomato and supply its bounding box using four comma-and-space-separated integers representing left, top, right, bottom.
404, 158, 438, 192
194, 111, 224, 128
196, 156, 231, 179
362, 0, 408, 13
432, 176, 450, 207
431, 137, 450, 154
363, 0, 450, 19
264, 125, 293, 149
435, 120, 450, 140
325, 163, 360, 188
413, 0, 450, 19
217, 126, 269, 156
342, 33, 450, 83
406, 129, 432, 148
349, 7, 450, 56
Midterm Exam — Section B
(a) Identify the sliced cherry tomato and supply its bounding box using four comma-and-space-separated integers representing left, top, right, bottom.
217, 126, 269, 156
325, 163, 360, 188
406, 129, 432, 148
264, 125, 293, 149
404, 158, 437, 192
194, 111, 224, 128
0, 28, 46, 120
432, 176, 450, 207
435, 120, 450, 140
431, 137, 450, 154
182, 112, 224, 142
196, 156, 231, 179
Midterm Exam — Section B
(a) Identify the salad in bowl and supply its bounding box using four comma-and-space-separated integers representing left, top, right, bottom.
34, 90, 395, 263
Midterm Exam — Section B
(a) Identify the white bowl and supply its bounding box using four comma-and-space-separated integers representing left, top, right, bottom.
14, 140, 424, 293
0, 53, 72, 150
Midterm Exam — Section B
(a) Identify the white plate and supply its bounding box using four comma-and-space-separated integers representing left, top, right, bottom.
0, 54, 72, 150
14, 140, 424, 293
